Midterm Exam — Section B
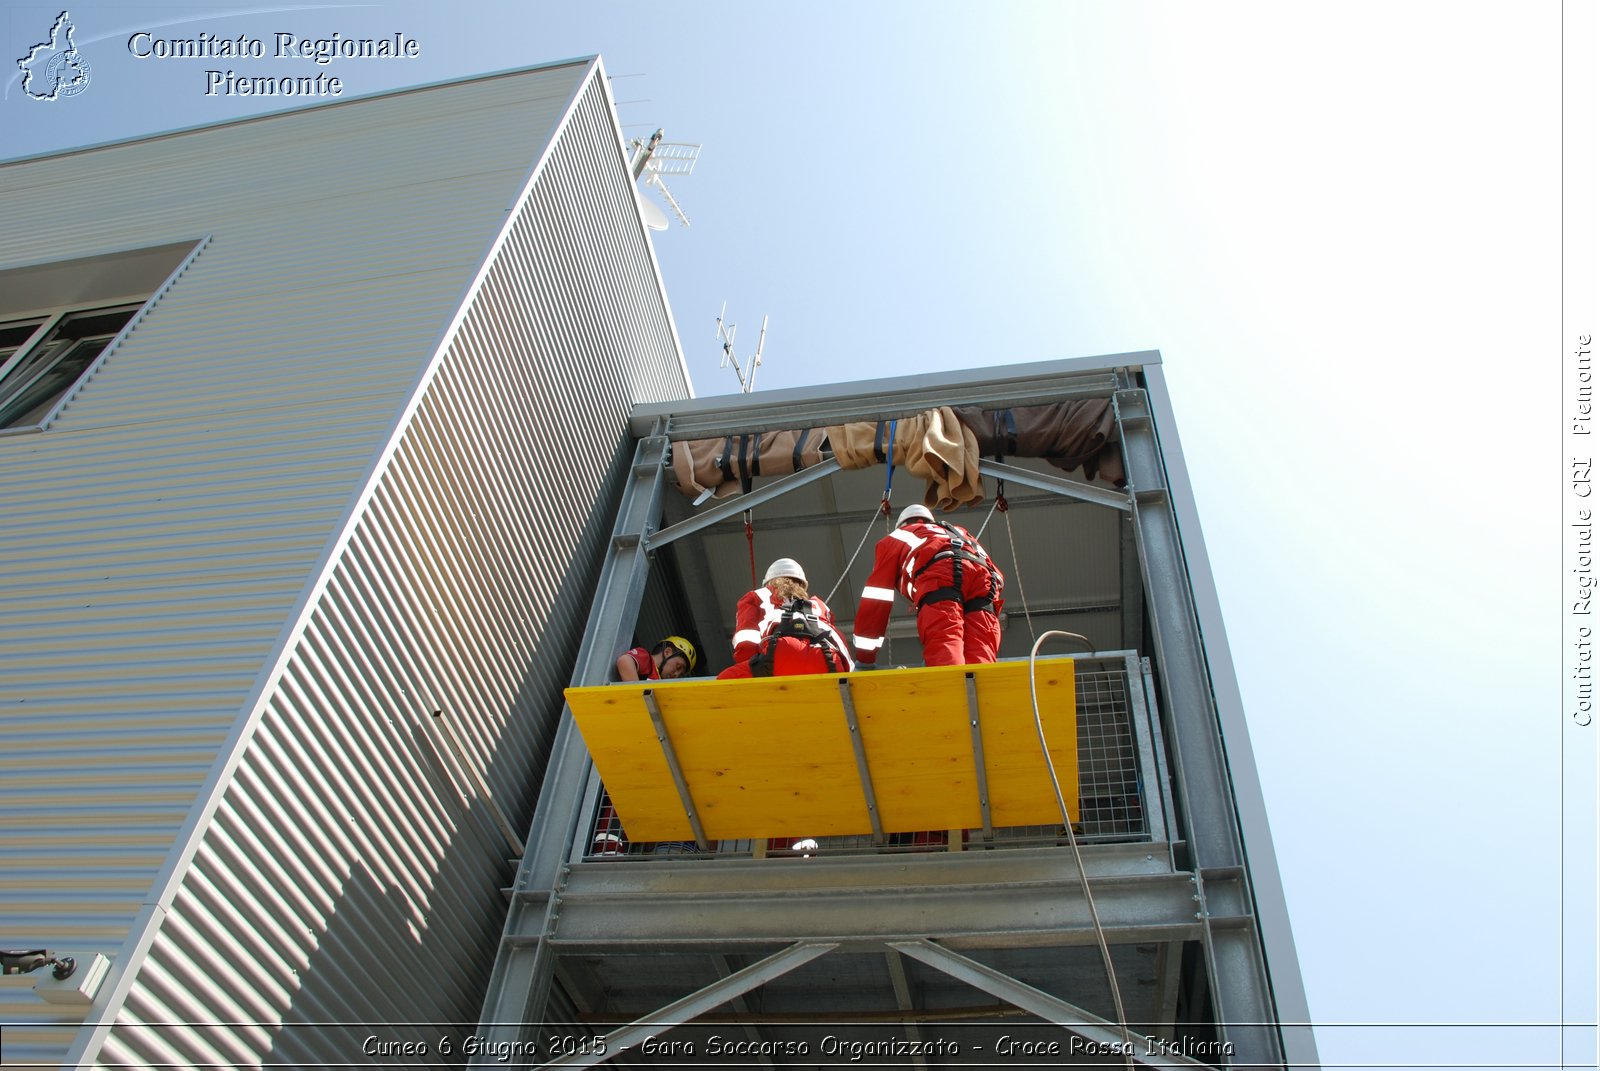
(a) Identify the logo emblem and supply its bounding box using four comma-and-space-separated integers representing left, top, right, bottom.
17, 11, 91, 101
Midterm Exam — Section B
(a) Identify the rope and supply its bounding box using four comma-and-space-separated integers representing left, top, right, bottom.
974, 477, 1005, 541
823, 443, 897, 605
824, 496, 891, 605
1027, 630, 1135, 1070
998, 485, 1037, 646
973, 494, 1003, 541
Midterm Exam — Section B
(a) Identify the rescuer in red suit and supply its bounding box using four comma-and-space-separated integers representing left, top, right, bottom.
851, 504, 1005, 667
716, 558, 855, 679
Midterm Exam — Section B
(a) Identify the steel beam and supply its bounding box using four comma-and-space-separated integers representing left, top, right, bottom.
710, 954, 776, 1070
692, 489, 1082, 541
884, 948, 932, 1069
1116, 392, 1242, 867
1128, 656, 1173, 845
644, 459, 842, 550
542, 942, 839, 1069
629, 359, 1135, 440
888, 939, 1214, 1070
537, 857, 1203, 949
977, 459, 1132, 512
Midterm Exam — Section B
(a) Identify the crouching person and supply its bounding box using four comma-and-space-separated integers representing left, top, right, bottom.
615, 636, 698, 682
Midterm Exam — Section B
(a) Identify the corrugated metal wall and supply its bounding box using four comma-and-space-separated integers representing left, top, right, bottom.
1, 61, 688, 1068
92, 71, 689, 1068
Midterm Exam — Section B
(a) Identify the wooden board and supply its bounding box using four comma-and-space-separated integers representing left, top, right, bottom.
565, 658, 1078, 842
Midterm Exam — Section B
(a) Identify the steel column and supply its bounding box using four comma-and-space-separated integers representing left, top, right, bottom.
472, 433, 670, 1066
1114, 388, 1283, 1067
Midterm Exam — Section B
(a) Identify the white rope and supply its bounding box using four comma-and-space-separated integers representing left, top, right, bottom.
1003, 501, 1037, 646
1027, 630, 1135, 1071
973, 492, 1003, 540
823, 502, 888, 605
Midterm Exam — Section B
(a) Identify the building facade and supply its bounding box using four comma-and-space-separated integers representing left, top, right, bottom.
0, 59, 690, 1068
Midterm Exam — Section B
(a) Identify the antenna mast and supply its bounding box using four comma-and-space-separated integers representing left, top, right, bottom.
628, 128, 701, 230
715, 304, 768, 394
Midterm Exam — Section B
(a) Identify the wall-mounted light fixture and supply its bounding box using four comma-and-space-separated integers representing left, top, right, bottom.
2, 948, 111, 1005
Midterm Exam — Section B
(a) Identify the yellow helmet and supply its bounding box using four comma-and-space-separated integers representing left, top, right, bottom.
661, 635, 698, 672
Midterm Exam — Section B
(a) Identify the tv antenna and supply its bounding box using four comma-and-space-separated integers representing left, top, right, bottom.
716, 304, 768, 394
628, 128, 700, 231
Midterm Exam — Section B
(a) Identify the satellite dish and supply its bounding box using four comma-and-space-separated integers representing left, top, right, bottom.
640, 196, 670, 231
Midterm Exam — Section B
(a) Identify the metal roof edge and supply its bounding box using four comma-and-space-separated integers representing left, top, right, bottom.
594, 55, 696, 400
0, 54, 600, 167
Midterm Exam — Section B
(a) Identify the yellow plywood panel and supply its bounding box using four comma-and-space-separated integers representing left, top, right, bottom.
565, 658, 1077, 842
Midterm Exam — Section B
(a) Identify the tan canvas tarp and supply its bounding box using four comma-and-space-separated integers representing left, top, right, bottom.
953, 401, 1125, 486
668, 402, 1123, 505
825, 406, 983, 510
671, 428, 828, 500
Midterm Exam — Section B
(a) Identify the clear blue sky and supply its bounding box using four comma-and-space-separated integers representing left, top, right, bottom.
4, 3, 1590, 1068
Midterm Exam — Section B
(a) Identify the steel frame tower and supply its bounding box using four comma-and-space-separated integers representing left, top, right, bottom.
474, 354, 1316, 1069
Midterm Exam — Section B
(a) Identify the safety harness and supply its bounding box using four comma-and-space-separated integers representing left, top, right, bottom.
747, 597, 846, 676
911, 522, 1001, 615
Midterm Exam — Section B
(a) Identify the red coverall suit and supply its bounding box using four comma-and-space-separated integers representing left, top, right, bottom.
852, 520, 1005, 667
619, 646, 660, 680
716, 588, 856, 678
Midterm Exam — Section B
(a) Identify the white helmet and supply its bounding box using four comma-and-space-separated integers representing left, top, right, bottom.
763, 557, 807, 583
897, 504, 934, 527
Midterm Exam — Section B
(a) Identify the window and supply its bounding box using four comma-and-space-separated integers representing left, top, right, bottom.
0, 239, 204, 434
0, 305, 140, 430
